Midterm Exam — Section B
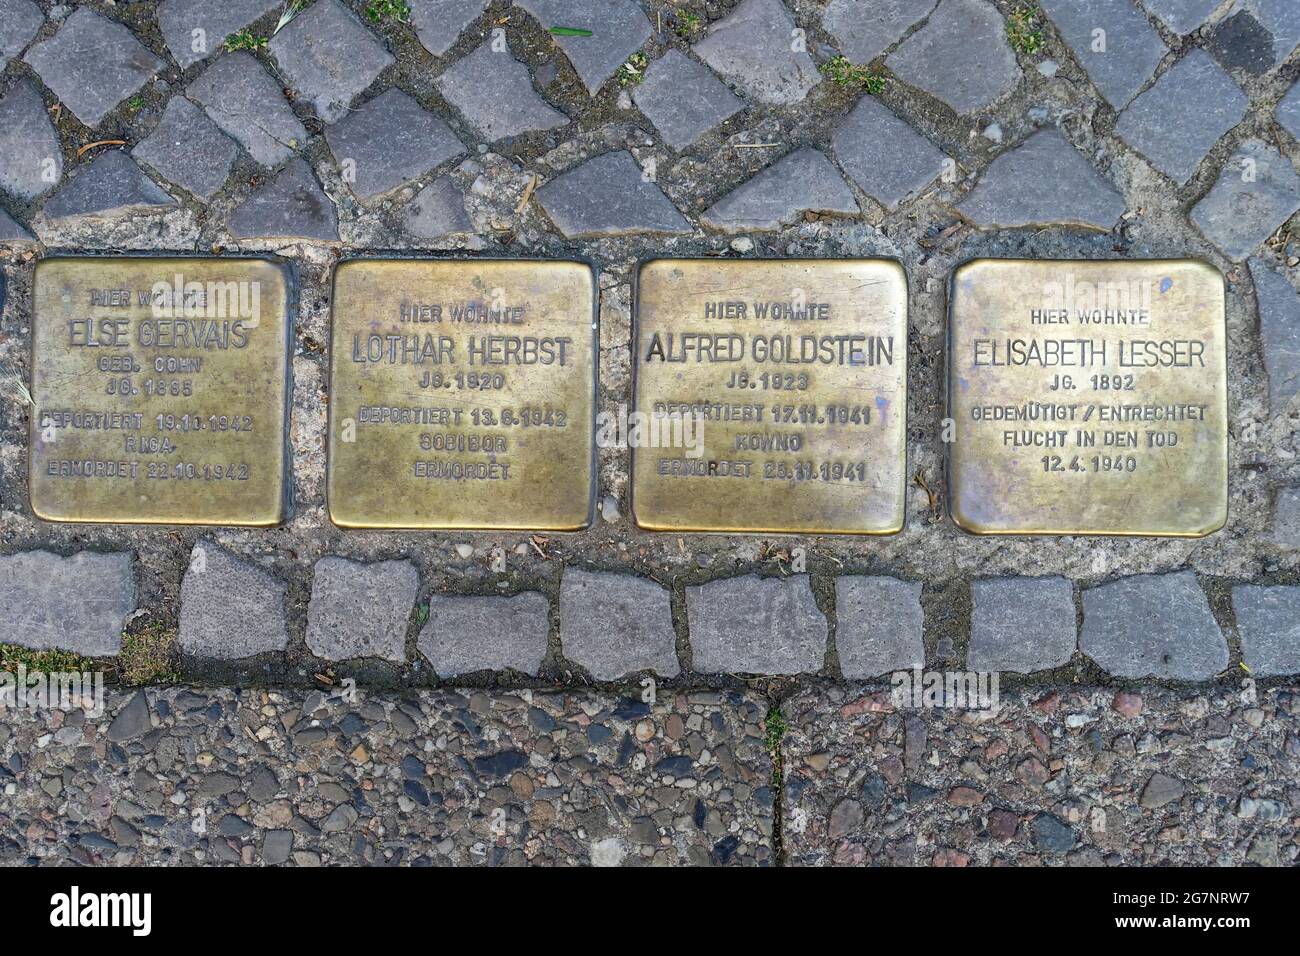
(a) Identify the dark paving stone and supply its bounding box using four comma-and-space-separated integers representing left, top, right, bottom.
1080, 571, 1227, 680
0, 0, 42, 70
0, 80, 62, 201
24, 8, 164, 128
1115, 49, 1247, 184
324, 88, 464, 201
886, 0, 1020, 114
1038, 0, 1166, 108
631, 49, 744, 152
306, 557, 418, 663
268, 0, 393, 124
42, 151, 176, 221
227, 158, 338, 241
700, 147, 858, 233
107, 692, 152, 742
178, 540, 289, 659
436, 41, 569, 141
1206, 0, 1300, 76
1232, 585, 1300, 676
1190, 138, 1300, 259
1277, 81, 1300, 141
157, 0, 281, 69
409, 0, 488, 57
417, 592, 549, 677
401, 175, 473, 239
515, 0, 653, 96
969, 576, 1076, 673
836, 577, 923, 679
0, 207, 32, 242
686, 575, 826, 675
1248, 258, 1300, 412
132, 96, 239, 201
823, 0, 937, 64
832, 94, 949, 209
1140, 0, 1223, 34
958, 129, 1126, 229
0, 550, 134, 656
187, 52, 308, 168
536, 150, 691, 238
693, 0, 821, 106
559, 569, 679, 680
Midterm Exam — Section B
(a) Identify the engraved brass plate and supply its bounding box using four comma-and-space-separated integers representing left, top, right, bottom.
632, 259, 908, 534
327, 260, 596, 530
29, 257, 292, 526
948, 259, 1228, 536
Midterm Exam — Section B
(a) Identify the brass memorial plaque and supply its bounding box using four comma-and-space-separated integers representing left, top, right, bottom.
327, 260, 596, 530
29, 257, 292, 526
948, 259, 1228, 536
633, 259, 909, 534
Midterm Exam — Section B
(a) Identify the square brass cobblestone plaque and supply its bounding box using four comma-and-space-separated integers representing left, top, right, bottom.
948, 259, 1228, 536
29, 257, 292, 526
633, 259, 908, 535
328, 260, 596, 530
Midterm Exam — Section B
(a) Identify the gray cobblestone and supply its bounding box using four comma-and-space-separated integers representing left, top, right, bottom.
324, 89, 464, 201
832, 95, 949, 209
836, 577, 923, 679
24, 8, 164, 128
687, 575, 826, 675
0, 550, 134, 656
1114, 49, 1248, 184
418, 592, 549, 677
1232, 584, 1300, 675
132, 97, 240, 202
537, 150, 691, 238
515, 0, 652, 97
267, 0, 393, 125
823, 0, 937, 65
1273, 487, 1300, 548
0, 80, 61, 202
409, 0, 488, 58
886, 0, 1020, 114
42, 151, 176, 222
1278, 81, 1300, 140
1207, 0, 1300, 75
969, 576, 1076, 673
958, 129, 1126, 229
1190, 138, 1300, 259
436, 41, 569, 141
401, 175, 473, 240
227, 158, 338, 242
559, 569, 679, 680
701, 147, 858, 233
1249, 258, 1300, 412
187, 53, 308, 168
178, 540, 289, 660
0, 207, 32, 241
0, 0, 41, 71
632, 50, 744, 152
693, 0, 821, 106
306, 558, 419, 663
1081, 571, 1227, 681
1039, 0, 1166, 109
157, 0, 281, 69
1140, 0, 1223, 35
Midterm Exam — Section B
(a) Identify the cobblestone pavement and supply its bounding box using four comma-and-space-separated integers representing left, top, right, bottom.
0, 685, 774, 866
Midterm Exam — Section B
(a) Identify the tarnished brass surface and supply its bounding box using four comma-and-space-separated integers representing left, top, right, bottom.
948, 259, 1228, 536
327, 260, 596, 530
632, 259, 908, 534
29, 257, 292, 526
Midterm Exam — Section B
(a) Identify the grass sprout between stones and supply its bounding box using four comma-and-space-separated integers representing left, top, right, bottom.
821, 56, 887, 94
1006, 4, 1045, 56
